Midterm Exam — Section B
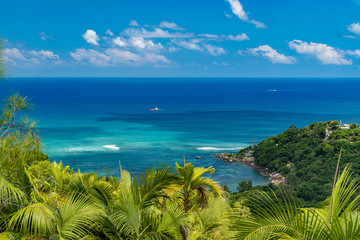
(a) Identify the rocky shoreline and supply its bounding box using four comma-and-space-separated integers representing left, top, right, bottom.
214, 153, 286, 185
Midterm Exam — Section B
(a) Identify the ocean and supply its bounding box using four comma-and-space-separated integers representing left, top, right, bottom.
1, 77, 360, 190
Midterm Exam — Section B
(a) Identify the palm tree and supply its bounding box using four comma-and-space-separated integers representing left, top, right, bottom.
233, 153, 360, 240
7, 193, 105, 239
171, 161, 224, 240
106, 165, 185, 239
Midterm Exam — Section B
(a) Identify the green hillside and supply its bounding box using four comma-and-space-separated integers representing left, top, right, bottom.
236, 121, 360, 204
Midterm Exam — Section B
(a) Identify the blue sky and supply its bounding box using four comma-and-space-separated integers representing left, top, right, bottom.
2, 0, 360, 77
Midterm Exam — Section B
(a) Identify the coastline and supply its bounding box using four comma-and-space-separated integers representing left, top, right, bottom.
214, 153, 286, 185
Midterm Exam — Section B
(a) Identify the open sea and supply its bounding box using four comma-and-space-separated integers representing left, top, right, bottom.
1, 77, 360, 190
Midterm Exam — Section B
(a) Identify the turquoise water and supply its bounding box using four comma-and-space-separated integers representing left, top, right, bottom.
2, 78, 360, 190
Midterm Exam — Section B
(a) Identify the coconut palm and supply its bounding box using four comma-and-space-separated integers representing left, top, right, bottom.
7, 193, 105, 240
106, 165, 185, 239
170, 161, 224, 240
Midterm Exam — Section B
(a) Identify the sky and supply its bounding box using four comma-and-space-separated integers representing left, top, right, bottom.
2, 0, 360, 77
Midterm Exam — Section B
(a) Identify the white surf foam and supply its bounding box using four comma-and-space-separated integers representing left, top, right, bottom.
65, 147, 105, 152
103, 144, 120, 151
196, 147, 241, 151
65, 144, 120, 152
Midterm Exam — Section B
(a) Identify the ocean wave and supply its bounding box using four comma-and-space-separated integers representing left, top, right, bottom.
196, 147, 241, 151
65, 144, 120, 152
103, 144, 120, 151
65, 147, 105, 152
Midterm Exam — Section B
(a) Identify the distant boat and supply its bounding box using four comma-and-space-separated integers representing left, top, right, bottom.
148, 107, 159, 111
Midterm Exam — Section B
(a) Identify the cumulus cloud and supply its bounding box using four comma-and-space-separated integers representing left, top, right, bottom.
143, 53, 170, 63
122, 27, 194, 38
173, 40, 226, 55
247, 45, 296, 64
288, 40, 351, 65
346, 49, 360, 57
347, 23, 360, 35
4, 48, 27, 62
105, 48, 140, 63
173, 40, 202, 51
129, 37, 163, 50
70, 49, 110, 66
129, 20, 140, 26
82, 30, 100, 45
29, 50, 60, 60
5, 48, 62, 66
105, 29, 114, 36
203, 44, 226, 56
112, 37, 127, 47
225, 0, 265, 28
70, 48, 170, 66
159, 21, 184, 30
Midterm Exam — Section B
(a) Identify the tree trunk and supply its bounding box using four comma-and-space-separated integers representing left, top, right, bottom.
181, 192, 189, 240
180, 225, 189, 240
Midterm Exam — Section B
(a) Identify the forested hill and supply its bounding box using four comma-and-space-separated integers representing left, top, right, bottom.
238, 121, 360, 204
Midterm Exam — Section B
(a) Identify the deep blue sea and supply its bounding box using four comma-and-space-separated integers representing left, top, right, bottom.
2, 78, 360, 190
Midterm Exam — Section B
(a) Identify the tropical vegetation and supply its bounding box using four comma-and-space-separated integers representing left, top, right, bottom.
2, 36, 360, 239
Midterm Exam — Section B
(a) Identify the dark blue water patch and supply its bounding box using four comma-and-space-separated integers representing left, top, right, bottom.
96, 110, 352, 144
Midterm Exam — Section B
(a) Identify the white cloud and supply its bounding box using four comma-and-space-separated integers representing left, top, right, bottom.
129, 20, 140, 26
347, 23, 360, 35
5, 48, 62, 66
70, 48, 110, 66
122, 27, 194, 38
112, 37, 127, 47
39, 32, 53, 41
5, 48, 27, 62
70, 48, 170, 66
159, 21, 184, 30
105, 48, 140, 63
105, 29, 114, 36
227, 33, 249, 41
344, 34, 357, 39
173, 40, 226, 55
212, 61, 229, 66
29, 50, 60, 60
173, 40, 202, 51
82, 30, 100, 45
129, 37, 163, 50
199, 33, 249, 41
248, 45, 296, 64
203, 44, 226, 56
224, 12, 233, 18
225, 0, 265, 28
288, 40, 351, 65
346, 49, 360, 57
143, 53, 170, 63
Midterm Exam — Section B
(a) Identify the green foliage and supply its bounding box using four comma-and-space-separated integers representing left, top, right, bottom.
242, 121, 360, 205
237, 180, 252, 193
0, 37, 7, 81
233, 164, 360, 240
